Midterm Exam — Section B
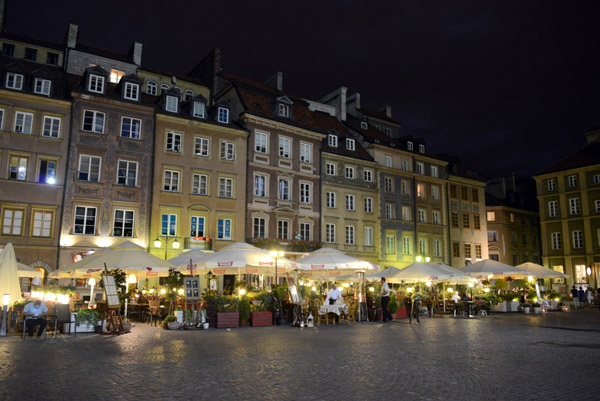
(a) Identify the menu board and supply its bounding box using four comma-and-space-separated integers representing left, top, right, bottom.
102, 274, 121, 308
185, 279, 200, 299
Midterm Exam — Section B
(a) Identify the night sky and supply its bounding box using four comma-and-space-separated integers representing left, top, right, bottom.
5, 1, 600, 177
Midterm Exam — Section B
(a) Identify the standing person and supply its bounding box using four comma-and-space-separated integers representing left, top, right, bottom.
325, 283, 342, 305
586, 288, 593, 306
571, 285, 579, 309
578, 287, 586, 307
380, 277, 392, 323
22, 299, 48, 338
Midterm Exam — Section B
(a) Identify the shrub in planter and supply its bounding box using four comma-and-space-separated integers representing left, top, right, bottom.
75, 308, 101, 328
216, 295, 240, 328
388, 293, 399, 319
163, 315, 176, 330
239, 296, 251, 326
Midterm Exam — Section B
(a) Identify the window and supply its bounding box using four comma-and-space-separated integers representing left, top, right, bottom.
433, 211, 440, 225
123, 82, 139, 101
595, 199, 600, 213
300, 223, 311, 241
113, 210, 134, 237
326, 162, 336, 176
472, 189, 479, 203
74, 206, 96, 235
191, 216, 206, 237
474, 244, 482, 259
146, 81, 157, 95
217, 107, 229, 123
345, 225, 355, 245
326, 223, 336, 243
166, 95, 178, 113
364, 227, 373, 246
488, 231, 498, 242
34, 78, 51, 95
361, 121, 368, 129
418, 209, 426, 223
385, 177, 394, 192
385, 156, 392, 168
364, 197, 373, 213
278, 103, 289, 117
42, 116, 61, 138
487, 211, 495, 221
254, 174, 267, 197
401, 180, 410, 195
419, 144, 425, 153
509, 213, 515, 223
532, 235, 537, 246
431, 166, 438, 178
345, 195, 355, 211
386, 204, 394, 219
88, 74, 104, 93
279, 136, 291, 158
6, 72, 23, 90
166, 132, 182, 152
194, 137, 210, 157
548, 201, 558, 217
161, 214, 177, 236
277, 220, 290, 240
32, 211, 52, 237
401, 159, 408, 171
120, 117, 141, 139
346, 138, 355, 150
386, 235, 396, 254
117, 160, 137, 186
185, 90, 195, 100
328, 134, 338, 147
416, 183, 426, 198
219, 177, 233, 198
522, 233, 527, 244
253, 217, 266, 238
0, 109, 4, 130
163, 170, 180, 192
384, 127, 391, 136
419, 238, 427, 255
474, 215, 481, 230
572, 231, 583, 249
82, 110, 105, 133
451, 212, 459, 228
452, 242, 460, 258
14, 111, 33, 134
407, 141, 413, 151
461, 187, 469, 201
220, 141, 235, 161
403, 237, 411, 255
464, 243, 471, 259
109, 69, 124, 84
217, 218, 232, 240
300, 143, 311, 163
450, 185, 457, 199
326, 192, 336, 208
593, 174, 600, 185
569, 198, 580, 215
345, 166, 355, 179
364, 169, 373, 182
511, 232, 517, 243
550, 232, 561, 250
78, 155, 101, 182
568, 175, 577, 188
255, 132, 268, 154
160, 84, 169, 93
547, 179, 556, 191
192, 101, 206, 118
300, 182, 311, 204
434, 240, 441, 257
192, 173, 208, 195
432, 186, 439, 200
2, 208, 23, 235
25, 47, 37, 61
278, 179, 290, 200
402, 206, 411, 221
2, 43, 14, 56
38, 159, 56, 184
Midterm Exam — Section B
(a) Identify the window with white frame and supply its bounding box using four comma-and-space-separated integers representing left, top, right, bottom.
360, 121, 368, 129
253, 217, 265, 238
403, 237, 411, 255
185, 90, 195, 100
385, 177, 393, 192
384, 127, 391, 136
547, 179, 556, 191
165, 95, 178, 113
386, 204, 394, 219
278, 103, 289, 117
38, 159, 55, 184
160, 84, 169, 93
572, 230, 583, 249
418, 209, 426, 223
345, 194, 355, 211
385, 156, 392, 167
0, 109, 4, 130
434, 239, 441, 257
194, 137, 210, 157
88, 74, 104, 93
593, 174, 600, 185
6, 72, 23, 90
595, 199, 600, 213
117, 160, 137, 186
161, 213, 177, 236
402, 206, 411, 221
548, 201, 558, 217
419, 238, 427, 255
219, 177, 233, 198
488, 231, 498, 242
78, 155, 101, 182
569, 198, 580, 215
193, 101, 205, 118
121, 117, 141, 139
326, 192, 336, 208
386, 235, 396, 254
551, 232, 561, 250
255, 132, 268, 154
328, 134, 338, 147
407, 141, 413, 151
419, 144, 425, 153
401, 159, 408, 171
433, 211, 440, 225
278, 179, 290, 200
431, 165, 438, 177
278, 220, 290, 240
300, 182, 311, 204
14, 111, 33, 134
416, 183, 426, 198
42, 116, 61, 138
300, 142, 311, 163
325, 223, 336, 243
416, 162, 424, 174
220, 141, 235, 161
218, 218, 232, 240
82, 110, 105, 133
192, 173, 208, 195
326, 162, 336, 176
34, 78, 51, 95
254, 174, 267, 197
9, 156, 28, 180
345, 166, 355, 179
401, 180, 410, 195
345, 225, 355, 245
364, 197, 373, 213
363, 169, 373, 182
568, 175, 577, 188
364, 227, 373, 246
73, 206, 96, 235
32, 210, 52, 237
146, 81, 157, 95
113, 209, 134, 237
300, 222, 311, 241
2, 208, 23, 235
217, 107, 229, 123
346, 138, 355, 150
279, 137, 291, 158
431, 186, 439, 200
190, 216, 205, 237
166, 132, 182, 152
163, 170, 180, 192
124, 82, 139, 101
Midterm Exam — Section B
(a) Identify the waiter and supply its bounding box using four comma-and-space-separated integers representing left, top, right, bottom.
325, 283, 342, 305
381, 277, 392, 323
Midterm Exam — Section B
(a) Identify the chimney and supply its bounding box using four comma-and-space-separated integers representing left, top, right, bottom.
265, 71, 283, 91
318, 86, 347, 121
132, 42, 143, 66
0, 0, 6, 33
66, 23, 78, 48
584, 127, 600, 144
381, 105, 392, 118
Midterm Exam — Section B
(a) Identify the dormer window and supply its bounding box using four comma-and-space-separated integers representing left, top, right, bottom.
193, 101, 205, 118
109, 69, 124, 84
165, 95, 178, 113
6, 72, 23, 90
419, 144, 425, 154
385, 128, 392, 136
25, 48, 37, 61
124, 82, 139, 101
160, 84, 169, 93
34, 78, 51, 96
346, 138, 355, 151
278, 103, 290, 117
185, 90, 195, 100
88, 74, 104, 93
217, 107, 229, 123
146, 81, 157, 95
361, 121, 368, 129
328, 134, 338, 147
407, 141, 413, 151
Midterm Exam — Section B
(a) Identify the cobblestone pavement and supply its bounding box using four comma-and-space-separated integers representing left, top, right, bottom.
0, 309, 599, 401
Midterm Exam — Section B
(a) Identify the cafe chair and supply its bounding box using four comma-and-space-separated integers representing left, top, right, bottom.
346, 299, 357, 324
21, 316, 47, 340
454, 302, 466, 317
47, 304, 75, 338
148, 299, 162, 327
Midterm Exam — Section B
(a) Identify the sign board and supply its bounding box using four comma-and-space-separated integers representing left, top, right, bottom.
286, 277, 301, 304
102, 274, 121, 308
185, 278, 200, 299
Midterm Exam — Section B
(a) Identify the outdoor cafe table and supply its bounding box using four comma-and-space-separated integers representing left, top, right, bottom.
319, 303, 348, 324
464, 301, 476, 317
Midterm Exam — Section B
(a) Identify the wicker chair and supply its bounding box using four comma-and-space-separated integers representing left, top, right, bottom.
312, 298, 328, 326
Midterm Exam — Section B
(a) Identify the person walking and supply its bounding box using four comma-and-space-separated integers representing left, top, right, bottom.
380, 277, 392, 323
586, 288, 593, 306
578, 287, 586, 308
571, 286, 579, 309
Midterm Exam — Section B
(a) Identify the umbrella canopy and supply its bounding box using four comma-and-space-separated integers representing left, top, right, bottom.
366, 266, 402, 280
0, 243, 23, 303
515, 262, 569, 278
460, 259, 526, 279
193, 242, 291, 275
0, 249, 43, 278
429, 263, 477, 284
382, 262, 456, 283
168, 249, 207, 275
296, 248, 377, 277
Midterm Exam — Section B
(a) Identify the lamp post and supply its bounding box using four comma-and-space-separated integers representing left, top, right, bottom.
0, 294, 9, 337
153, 236, 180, 260
269, 250, 284, 286
468, 281, 474, 299
88, 278, 96, 306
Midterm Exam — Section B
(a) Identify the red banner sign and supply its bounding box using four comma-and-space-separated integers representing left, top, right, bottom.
146, 272, 158, 277
245, 268, 258, 274
311, 264, 325, 270
214, 268, 226, 274
218, 261, 233, 267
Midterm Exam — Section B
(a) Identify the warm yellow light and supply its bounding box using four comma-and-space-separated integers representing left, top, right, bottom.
127, 274, 137, 284
484, 288, 490, 293
407, 287, 414, 293
142, 290, 147, 294
425, 257, 431, 262
57, 294, 70, 304
2, 294, 10, 306
299, 280, 304, 286
149, 289, 155, 294
31, 291, 43, 299
97, 238, 110, 248
447, 287, 453, 293
239, 289, 246, 296
45, 293, 56, 302
532, 297, 538, 302
173, 240, 180, 249
160, 289, 166, 295
555, 297, 560, 301
487, 274, 493, 280
88, 278, 96, 286
178, 288, 184, 295
154, 238, 161, 248
468, 282, 474, 288
513, 298, 519, 302
311, 286, 317, 291
270, 250, 284, 258
426, 281, 432, 287
527, 275, 534, 283
369, 287, 375, 292
60, 237, 73, 247
416, 256, 422, 262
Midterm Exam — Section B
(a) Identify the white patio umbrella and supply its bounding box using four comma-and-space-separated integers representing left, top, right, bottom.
430, 263, 477, 284
168, 249, 207, 275
460, 259, 527, 279
296, 248, 377, 278
0, 243, 23, 303
515, 262, 569, 279
383, 262, 455, 284
366, 266, 402, 280
194, 242, 292, 275
0, 249, 43, 278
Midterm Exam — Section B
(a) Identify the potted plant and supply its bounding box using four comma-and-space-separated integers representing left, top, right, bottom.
162, 315, 181, 330
532, 303, 541, 314
394, 294, 408, 319
74, 308, 101, 333
239, 295, 251, 327
252, 291, 273, 327
522, 303, 532, 314
272, 285, 288, 325
216, 296, 239, 328
388, 293, 399, 320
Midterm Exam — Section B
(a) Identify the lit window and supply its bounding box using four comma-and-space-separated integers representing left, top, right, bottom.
488, 231, 498, 242
328, 134, 338, 147
5, 72, 23, 90
219, 177, 234, 198
42, 116, 61, 138
192, 174, 208, 195
124, 82, 139, 101
34, 78, 51, 95
163, 170, 180, 192
279, 137, 291, 158
109, 69, 124, 84
166, 95, 178, 113
220, 141, 235, 161
78, 155, 101, 182
346, 138, 355, 150
146, 81, 157, 95
166, 132, 182, 153
14, 111, 33, 134
88, 74, 104, 93
194, 137, 210, 157
217, 107, 229, 123
32, 211, 52, 237
9, 156, 28, 180
487, 211, 495, 221
193, 101, 205, 118
117, 160, 137, 186
161, 214, 177, 236
417, 183, 426, 198
82, 110, 105, 133
38, 159, 56, 184
300, 143, 311, 163
113, 210, 134, 237
121, 117, 141, 139
73, 206, 96, 235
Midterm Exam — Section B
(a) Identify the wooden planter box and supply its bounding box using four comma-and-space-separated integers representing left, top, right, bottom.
251, 311, 273, 327
393, 306, 408, 319
217, 312, 240, 328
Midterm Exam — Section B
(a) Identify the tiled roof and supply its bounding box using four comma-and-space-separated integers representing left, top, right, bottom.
535, 139, 600, 175
0, 56, 70, 99
344, 114, 403, 148
73, 43, 134, 64
360, 107, 400, 125
311, 112, 373, 161
0, 32, 63, 51
139, 65, 209, 87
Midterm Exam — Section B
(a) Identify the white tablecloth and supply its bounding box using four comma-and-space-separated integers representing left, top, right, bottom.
319, 304, 348, 316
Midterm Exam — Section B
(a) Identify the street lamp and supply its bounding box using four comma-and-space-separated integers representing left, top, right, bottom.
468, 281, 474, 299
154, 236, 180, 260
269, 250, 284, 286
0, 294, 9, 337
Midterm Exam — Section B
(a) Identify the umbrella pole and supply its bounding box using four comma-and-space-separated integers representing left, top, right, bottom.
443, 282, 446, 312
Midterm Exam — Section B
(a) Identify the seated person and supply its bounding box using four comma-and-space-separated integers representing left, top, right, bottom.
450, 291, 461, 303
325, 284, 342, 305
460, 292, 471, 302
23, 299, 49, 338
